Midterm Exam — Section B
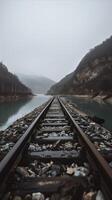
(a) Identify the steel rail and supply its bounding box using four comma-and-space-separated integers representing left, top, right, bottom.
0, 96, 112, 199
0, 97, 54, 198
58, 97, 112, 200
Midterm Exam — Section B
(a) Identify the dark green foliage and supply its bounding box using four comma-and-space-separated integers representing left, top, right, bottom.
0, 62, 32, 96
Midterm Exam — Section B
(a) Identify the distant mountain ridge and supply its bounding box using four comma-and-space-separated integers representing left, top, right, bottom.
0, 62, 32, 97
17, 74, 55, 94
48, 35, 112, 97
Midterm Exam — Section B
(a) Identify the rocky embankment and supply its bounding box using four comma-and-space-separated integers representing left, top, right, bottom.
62, 98, 112, 168
0, 99, 111, 199
0, 97, 112, 171
0, 100, 50, 161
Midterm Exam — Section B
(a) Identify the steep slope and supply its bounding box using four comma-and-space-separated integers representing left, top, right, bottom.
47, 72, 74, 94
18, 74, 55, 94
0, 63, 32, 96
48, 36, 112, 96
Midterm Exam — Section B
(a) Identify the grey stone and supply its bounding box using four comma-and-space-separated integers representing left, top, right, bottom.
32, 192, 45, 200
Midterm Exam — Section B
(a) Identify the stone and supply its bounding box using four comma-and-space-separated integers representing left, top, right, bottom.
66, 167, 75, 175
83, 191, 96, 200
32, 193, 45, 200
28, 144, 36, 151
64, 142, 73, 150
96, 190, 105, 200
74, 166, 89, 177
1, 142, 14, 152
27, 169, 36, 177
39, 161, 53, 176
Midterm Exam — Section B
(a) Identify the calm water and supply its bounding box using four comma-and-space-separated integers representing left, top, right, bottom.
1, 95, 112, 132
65, 96, 112, 131
0, 95, 51, 130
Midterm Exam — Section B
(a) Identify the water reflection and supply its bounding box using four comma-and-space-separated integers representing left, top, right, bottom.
0, 95, 50, 130
66, 96, 112, 131
0, 98, 31, 128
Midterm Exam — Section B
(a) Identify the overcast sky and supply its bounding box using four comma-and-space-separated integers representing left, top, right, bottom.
0, 0, 112, 81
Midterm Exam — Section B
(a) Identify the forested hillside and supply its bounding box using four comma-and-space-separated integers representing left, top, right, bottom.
0, 62, 32, 96
48, 36, 112, 97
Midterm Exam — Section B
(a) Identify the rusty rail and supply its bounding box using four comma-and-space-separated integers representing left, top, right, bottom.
0, 97, 54, 198
58, 97, 112, 200
0, 96, 112, 199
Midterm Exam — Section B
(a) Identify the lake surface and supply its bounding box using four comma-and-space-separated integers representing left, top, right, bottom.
65, 96, 112, 131
1, 95, 112, 132
0, 95, 51, 130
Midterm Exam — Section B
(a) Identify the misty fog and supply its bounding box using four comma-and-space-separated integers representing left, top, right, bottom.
0, 0, 112, 81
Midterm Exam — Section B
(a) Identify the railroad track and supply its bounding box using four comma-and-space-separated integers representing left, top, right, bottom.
0, 97, 112, 200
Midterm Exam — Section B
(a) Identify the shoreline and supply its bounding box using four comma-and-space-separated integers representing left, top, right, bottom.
0, 97, 111, 162
0, 94, 34, 102
71, 94, 112, 104
0, 99, 50, 160
63, 97, 111, 132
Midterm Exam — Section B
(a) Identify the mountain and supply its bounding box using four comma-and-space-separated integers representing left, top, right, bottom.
48, 36, 112, 97
0, 62, 32, 97
17, 74, 55, 94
